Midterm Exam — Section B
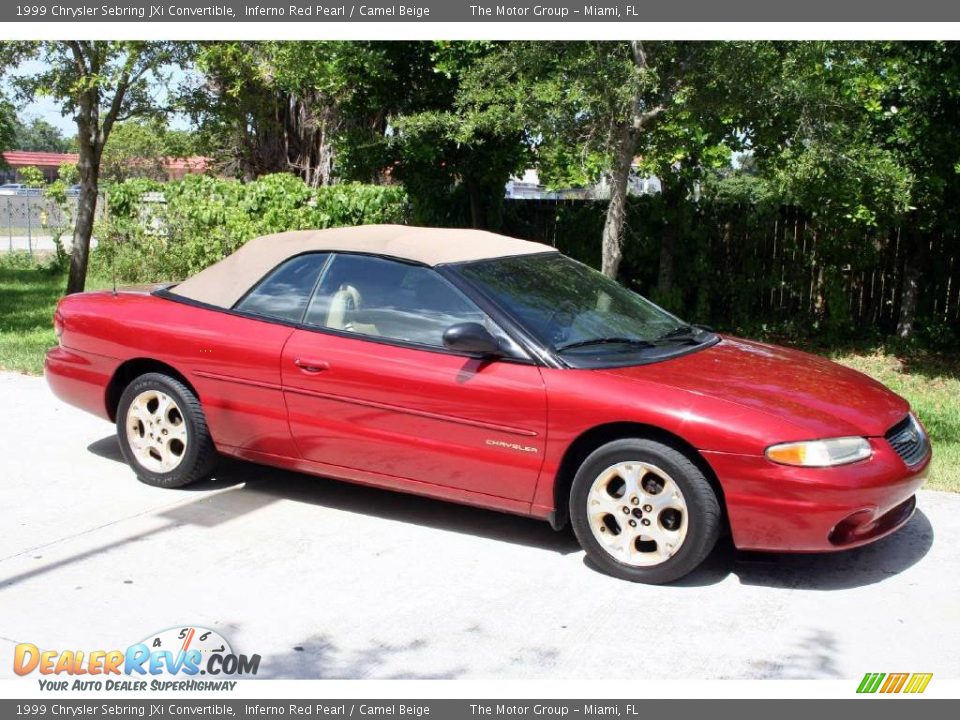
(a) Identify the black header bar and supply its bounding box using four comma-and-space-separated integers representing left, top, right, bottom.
3, 1, 960, 23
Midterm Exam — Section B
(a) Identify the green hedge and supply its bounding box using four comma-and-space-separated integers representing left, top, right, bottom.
94, 174, 956, 346
94, 174, 410, 282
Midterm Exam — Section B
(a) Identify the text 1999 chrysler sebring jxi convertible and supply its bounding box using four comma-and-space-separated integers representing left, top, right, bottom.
46, 225, 931, 583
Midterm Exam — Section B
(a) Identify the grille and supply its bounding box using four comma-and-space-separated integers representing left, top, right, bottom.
885, 414, 930, 467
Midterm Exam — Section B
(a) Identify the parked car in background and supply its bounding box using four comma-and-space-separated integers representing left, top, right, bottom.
0, 183, 43, 196
45, 225, 931, 583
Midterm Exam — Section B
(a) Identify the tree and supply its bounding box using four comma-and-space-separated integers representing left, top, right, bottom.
465, 41, 745, 281
185, 41, 525, 229
185, 41, 366, 185
182, 41, 288, 181
184, 41, 437, 188
595, 41, 670, 279
266, 41, 436, 187
389, 41, 530, 230
18, 165, 45, 187
0, 41, 182, 293
868, 43, 960, 338
98, 118, 197, 182
0, 97, 14, 163
740, 42, 957, 336
12, 116, 71, 152
744, 43, 912, 224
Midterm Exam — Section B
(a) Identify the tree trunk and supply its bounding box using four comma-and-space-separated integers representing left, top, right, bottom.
600, 124, 635, 278
657, 176, 682, 296
600, 40, 664, 279
466, 180, 484, 229
657, 227, 675, 296
66, 141, 100, 295
896, 228, 927, 339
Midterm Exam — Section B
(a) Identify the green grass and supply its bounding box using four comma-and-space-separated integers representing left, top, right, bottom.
831, 350, 960, 492
0, 254, 110, 375
1, 259, 957, 491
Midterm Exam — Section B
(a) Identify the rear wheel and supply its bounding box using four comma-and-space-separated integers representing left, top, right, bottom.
570, 438, 721, 584
116, 372, 217, 488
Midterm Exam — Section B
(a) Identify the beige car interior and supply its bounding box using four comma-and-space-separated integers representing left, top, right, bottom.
326, 283, 380, 336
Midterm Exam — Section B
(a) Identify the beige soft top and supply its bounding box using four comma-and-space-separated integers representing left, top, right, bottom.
170, 224, 556, 308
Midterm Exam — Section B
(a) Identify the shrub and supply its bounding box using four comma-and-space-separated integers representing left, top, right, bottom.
93, 174, 410, 282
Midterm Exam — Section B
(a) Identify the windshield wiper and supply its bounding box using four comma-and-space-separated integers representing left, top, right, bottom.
556, 337, 655, 352
655, 325, 706, 344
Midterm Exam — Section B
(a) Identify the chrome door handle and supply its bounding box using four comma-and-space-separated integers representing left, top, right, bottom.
294, 358, 330, 373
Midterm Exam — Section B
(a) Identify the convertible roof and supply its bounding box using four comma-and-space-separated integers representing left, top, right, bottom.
169, 224, 557, 309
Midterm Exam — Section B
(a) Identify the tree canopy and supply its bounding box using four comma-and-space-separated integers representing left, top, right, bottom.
2, 40, 958, 337
0, 96, 14, 163
11, 116, 71, 153
97, 118, 198, 182
0, 41, 184, 292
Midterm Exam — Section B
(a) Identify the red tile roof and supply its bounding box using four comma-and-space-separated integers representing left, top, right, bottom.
2, 151, 79, 166
2, 150, 210, 172
164, 156, 209, 172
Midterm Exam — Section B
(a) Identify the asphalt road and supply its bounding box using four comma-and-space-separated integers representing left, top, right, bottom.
1, 370, 958, 680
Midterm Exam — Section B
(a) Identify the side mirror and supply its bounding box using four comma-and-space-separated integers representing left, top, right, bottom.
442, 322, 502, 357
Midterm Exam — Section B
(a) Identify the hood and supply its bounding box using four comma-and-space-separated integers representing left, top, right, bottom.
602, 336, 909, 438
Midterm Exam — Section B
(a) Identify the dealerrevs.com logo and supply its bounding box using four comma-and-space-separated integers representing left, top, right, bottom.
14, 626, 260, 691
857, 672, 933, 694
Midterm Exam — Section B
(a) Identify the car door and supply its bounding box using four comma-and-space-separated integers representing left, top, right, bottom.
280, 253, 548, 503
188, 252, 331, 456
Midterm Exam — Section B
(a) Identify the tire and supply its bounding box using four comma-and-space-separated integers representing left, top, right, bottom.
570, 438, 721, 584
116, 372, 217, 488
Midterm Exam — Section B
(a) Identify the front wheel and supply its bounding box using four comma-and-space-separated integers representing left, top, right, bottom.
570, 438, 721, 584
116, 372, 217, 488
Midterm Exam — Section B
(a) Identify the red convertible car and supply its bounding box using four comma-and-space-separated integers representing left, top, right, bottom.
46, 225, 931, 583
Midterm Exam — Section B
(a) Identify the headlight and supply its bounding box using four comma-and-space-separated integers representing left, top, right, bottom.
765, 437, 872, 467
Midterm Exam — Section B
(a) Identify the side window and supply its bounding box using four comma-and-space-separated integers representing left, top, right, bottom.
234, 253, 329, 323
303, 254, 525, 355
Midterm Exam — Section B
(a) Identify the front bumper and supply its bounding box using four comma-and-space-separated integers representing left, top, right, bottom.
703, 437, 929, 552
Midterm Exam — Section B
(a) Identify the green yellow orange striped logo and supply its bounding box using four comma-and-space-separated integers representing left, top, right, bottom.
857, 672, 933, 694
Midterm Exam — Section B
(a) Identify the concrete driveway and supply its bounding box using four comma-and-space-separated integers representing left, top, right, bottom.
1, 370, 957, 680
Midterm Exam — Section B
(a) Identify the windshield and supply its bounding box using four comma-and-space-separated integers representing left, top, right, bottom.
456, 253, 715, 367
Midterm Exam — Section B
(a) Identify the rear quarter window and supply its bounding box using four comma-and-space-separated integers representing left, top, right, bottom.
234, 253, 330, 323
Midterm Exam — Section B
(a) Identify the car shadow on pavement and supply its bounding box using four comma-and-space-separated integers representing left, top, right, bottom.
664, 508, 935, 590
255, 633, 466, 680
87, 436, 582, 555
87, 435, 934, 586
86, 436, 248, 493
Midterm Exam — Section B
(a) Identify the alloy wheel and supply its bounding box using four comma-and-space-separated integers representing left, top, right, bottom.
586, 461, 689, 566
125, 389, 188, 473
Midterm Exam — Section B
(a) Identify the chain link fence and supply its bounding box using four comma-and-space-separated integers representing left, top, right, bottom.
0, 192, 100, 255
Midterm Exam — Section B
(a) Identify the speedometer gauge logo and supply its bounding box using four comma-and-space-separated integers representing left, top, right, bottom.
142, 626, 233, 661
